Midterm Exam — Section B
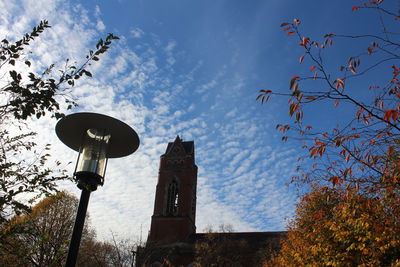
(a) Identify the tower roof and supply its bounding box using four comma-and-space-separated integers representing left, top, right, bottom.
164, 136, 194, 158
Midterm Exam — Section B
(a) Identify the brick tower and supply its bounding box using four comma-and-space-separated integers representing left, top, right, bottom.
147, 136, 198, 244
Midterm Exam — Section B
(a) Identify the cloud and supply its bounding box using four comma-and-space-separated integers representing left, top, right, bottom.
130, 27, 144, 38
164, 40, 176, 66
2, 0, 300, 242
96, 20, 105, 31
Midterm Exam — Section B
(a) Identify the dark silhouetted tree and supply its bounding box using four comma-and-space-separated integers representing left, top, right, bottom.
0, 20, 119, 223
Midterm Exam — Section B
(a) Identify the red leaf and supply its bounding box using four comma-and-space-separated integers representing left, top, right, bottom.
312, 163, 317, 169
300, 37, 309, 47
334, 78, 345, 89
352, 5, 359, 11
310, 148, 318, 157
367, 46, 373, 55
334, 99, 340, 107
287, 31, 295, 36
330, 176, 343, 186
280, 22, 289, 27
256, 89, 273, 103
324, 33, 335, 38
369, 139, 376, 145
259, 89, 272, 94
290, 75, 300, 89
384, 110, 398, 122
356, 107, 363, 118
310, 65, 316, 71
299, 55, 304, 64
283, 26, 292, 31
293, 82, 299, 91
312, 211, 324, 219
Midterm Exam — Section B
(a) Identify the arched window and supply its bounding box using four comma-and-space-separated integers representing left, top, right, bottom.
166, 180, 179, 215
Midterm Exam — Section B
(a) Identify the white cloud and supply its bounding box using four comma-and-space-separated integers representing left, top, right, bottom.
2, 0, 299, 243
96, 20, 105, 31
164, 40, 176, 66
130, 27, 144, 38
94, 5, 101, 16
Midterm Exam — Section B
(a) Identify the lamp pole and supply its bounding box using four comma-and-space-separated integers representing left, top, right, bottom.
56, 112, 140, 267
65, 189, 91, 266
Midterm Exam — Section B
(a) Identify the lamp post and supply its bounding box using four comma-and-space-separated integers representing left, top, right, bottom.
56, 112, 139, 267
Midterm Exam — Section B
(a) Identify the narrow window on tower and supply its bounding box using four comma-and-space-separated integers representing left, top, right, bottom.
166, 180, 179, 216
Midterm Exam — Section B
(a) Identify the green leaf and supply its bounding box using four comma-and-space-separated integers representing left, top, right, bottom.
84, 70, 92, 77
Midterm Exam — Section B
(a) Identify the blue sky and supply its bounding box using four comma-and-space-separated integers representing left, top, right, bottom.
1, 0, 394, 241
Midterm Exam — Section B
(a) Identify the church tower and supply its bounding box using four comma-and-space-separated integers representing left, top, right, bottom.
147, 136, 198, 244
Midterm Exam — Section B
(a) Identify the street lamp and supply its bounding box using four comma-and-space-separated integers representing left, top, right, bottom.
56, 112, 139, 267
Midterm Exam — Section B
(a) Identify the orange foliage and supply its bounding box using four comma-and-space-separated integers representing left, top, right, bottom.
266, 185, 400, 266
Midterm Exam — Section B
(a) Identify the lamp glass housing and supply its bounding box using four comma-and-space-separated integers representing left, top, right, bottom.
75, 128, 111, 181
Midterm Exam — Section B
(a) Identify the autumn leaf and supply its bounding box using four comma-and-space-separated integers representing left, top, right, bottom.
256, 89, 273, 103
310, 65, 316, 71
299, 55, 305, 64
352, 6, 360, 11
287, 31, 295, 36
290, 75, 300, 89
293, 82, 299, 91
300, 37, 309, 47
330, 176, 343, 186
324, 33, 335, 38
289, 103, 300, 116
356, 107, 363, 118
334, 78, 345, 89
383, 109, 398, 122
313, 71, 318, 80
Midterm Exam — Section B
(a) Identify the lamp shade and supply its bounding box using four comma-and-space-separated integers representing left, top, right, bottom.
56, 112, 140, 190
55, 112, 140, 158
